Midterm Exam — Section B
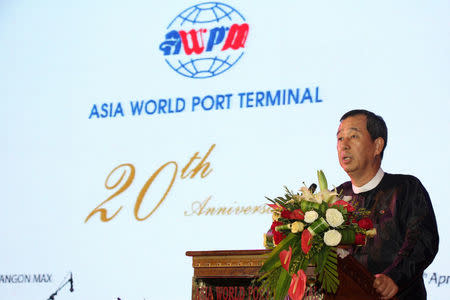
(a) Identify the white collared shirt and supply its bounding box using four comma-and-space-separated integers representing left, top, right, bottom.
352, 168, 385, 194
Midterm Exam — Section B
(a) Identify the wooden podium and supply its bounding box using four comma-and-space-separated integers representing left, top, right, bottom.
186, 249, 396, 300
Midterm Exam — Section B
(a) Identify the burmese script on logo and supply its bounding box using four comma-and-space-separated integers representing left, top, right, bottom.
159, 2, 249, 79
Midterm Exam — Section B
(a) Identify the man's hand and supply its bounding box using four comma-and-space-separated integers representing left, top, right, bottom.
373, 274, 398, 299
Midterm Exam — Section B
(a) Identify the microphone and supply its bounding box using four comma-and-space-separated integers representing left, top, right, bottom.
308, 183, 317, 193
69, 272, 74, 292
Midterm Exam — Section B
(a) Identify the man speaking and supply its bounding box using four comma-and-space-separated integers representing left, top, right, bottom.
336, 109, 439, 299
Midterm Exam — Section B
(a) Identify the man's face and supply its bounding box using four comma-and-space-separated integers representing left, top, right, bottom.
337, 115, 381, 181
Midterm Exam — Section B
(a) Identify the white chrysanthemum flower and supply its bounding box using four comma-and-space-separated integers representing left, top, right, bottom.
291, 221, 304, 233
326, 208, 344, 227
324, 229, 342, 246
304, 211, 319, 223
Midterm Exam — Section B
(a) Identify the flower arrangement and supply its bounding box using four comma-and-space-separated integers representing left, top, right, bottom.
259, 171, 376, 300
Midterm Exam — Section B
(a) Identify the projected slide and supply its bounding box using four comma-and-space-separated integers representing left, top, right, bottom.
1, 1, 449, 299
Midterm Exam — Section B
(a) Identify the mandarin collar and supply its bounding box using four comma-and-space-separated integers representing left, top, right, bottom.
352, 168, 385, 194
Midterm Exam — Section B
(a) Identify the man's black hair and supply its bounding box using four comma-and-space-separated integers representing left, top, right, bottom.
340, 109, 388, 159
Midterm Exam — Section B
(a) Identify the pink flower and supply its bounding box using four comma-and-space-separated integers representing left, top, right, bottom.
279, 246, 292, 272
289, 269, 307, 300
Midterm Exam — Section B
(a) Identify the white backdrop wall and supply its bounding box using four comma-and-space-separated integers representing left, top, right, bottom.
1, 0, 449, 299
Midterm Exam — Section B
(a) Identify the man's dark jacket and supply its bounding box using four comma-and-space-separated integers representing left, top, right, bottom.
337, 173, 439, 299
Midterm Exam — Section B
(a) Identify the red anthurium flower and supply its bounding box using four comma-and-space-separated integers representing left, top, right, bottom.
289, 269, 307, 300
279, 246, 292, 272
358, 218, 373, 230
301, 229, 313, 254
333, 200, 355, 212
355, 233, 366, 245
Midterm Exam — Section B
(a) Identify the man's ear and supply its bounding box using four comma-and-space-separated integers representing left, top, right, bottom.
374, 137, 384, 156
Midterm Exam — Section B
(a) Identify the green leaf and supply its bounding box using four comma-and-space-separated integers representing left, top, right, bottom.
257, 267, 281, 298
327, 255, 338, 264
283, 186, 293, 195
315, 246, 329, 275
274, 268, 291, 300
319, 202, 328, 215
317, 170, 328, 192
275, 198, 287, 207
300, 257, 310, 270
265, 196, 275, 203
260, 233, 298, 273
317, 247, 339, 294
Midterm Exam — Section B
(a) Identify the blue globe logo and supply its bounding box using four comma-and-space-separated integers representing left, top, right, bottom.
159, 2, 249, 79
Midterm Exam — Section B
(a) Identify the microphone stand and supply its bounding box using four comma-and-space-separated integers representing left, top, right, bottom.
47, 272, 74, 300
